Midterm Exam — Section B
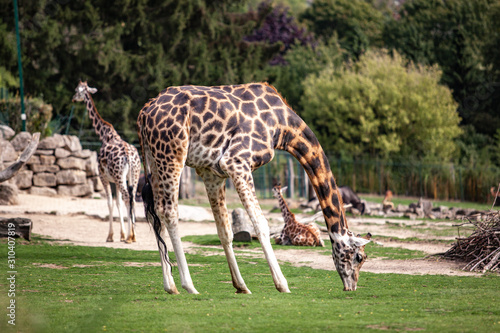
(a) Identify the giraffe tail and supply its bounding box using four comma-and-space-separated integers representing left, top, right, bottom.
142, 178, 173, 267
126, 158, 135, 225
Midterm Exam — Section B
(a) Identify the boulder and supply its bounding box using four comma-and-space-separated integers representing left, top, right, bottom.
57, 157, 86, 170
0, 125, 15, 140
39, 155, 56, 165
57, 184, 92, 197
0, 217, 32, 240
85, 152, 99, 176
89, 176, 104, 192
10, 131, 33, 151
0, 183, 18, 205
33, 172, 57, 187
72, 149, 92, 159
56, 170, 87, 185
54, 148, 71, 159
35, 149, 54, 156
14, 170, 33, 189
0, 139, 18, 162
27, 155, 41, 165
62, 135, 82, 152
38, 135, 64, 150
30, 164, 60, 173
29, 186, 58, 197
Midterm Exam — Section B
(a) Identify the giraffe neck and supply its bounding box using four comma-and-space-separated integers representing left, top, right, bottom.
276, 191, 296, 226
274, 110, 349, 238
83, 92, 118, 142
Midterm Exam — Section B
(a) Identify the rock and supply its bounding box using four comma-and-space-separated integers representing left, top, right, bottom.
72, 149, 92, 159
33, 172, 57, 187
39, 155, 56, 165
62, 135, 82, 152
89, 176, 103, 192
85, 152, 99, 176
396, 204, 409, 213
0, 139, 18, 162
0, 125, 15, 140
56, 170, 87, 185
0, 183, 18, 205
418, 198, 433, 217
29, 186, 58, 196
385, 211, 405, 218
27, 155, 40, 165
38, 136, 61, 150
35, 149, 54, 155
405, 212, 417, 220
10, 132, 33, 151
232, 208, 253, 242
30, 164, 60, 173
57, 157, 86, 170
415, 207, 425, 218
14, 170, 33, 189
54, 148, 71, 159
0, 217, 32, 240
57, 184, 92, 197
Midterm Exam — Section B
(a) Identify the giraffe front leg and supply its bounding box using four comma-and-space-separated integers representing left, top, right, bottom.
102, 181, 114, 242
232, 174, 290, 293
198, 169, 251, 294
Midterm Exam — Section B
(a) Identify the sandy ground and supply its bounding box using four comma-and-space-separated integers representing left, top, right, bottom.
0, 194, 481, 277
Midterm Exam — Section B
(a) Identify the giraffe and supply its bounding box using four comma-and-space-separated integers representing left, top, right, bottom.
73, 81, 140, 243
272, 184, 325, 247
137, 82, 371, 294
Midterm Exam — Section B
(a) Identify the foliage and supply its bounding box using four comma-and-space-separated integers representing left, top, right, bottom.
0, 0, 280, 141
300, 0, 385, 59
1, 239, 499, 332
269, 37, 345, 112
244, 1, 314, 65
383, 0, 500, 138
0, 95, 52, 137
301, 50, 461, 161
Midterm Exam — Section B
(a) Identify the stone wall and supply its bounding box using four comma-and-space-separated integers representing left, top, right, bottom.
1, 126, 102, 197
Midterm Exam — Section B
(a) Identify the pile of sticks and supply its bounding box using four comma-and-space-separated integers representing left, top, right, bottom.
442, 211, 500, 273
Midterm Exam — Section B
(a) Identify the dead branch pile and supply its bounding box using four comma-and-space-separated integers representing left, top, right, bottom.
442, 211, 500, 273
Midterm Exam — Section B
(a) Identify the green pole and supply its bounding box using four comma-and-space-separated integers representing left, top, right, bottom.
13, 0, 26, 131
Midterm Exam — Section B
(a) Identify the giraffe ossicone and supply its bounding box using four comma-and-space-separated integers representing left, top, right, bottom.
137, 82, 371, 294
73, 81, 141, 244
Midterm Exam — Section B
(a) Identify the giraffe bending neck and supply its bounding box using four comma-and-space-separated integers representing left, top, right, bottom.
275, 188, 295, 227
274, 112, 348, 239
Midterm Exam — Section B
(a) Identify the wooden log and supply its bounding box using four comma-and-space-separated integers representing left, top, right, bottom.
0, 132, 40, 183
231, 208, 252, 242
0, 217, 32, 240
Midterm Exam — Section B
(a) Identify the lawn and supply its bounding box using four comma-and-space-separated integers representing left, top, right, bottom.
1, 237, 499, 332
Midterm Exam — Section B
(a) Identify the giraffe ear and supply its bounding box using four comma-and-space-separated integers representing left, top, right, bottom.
350, 235, 371, 248
88, 87, 98, 94
281, 186, 288, 192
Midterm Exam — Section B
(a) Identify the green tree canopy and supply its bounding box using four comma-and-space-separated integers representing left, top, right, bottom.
301, 50, 462, 161
300, 0, 384, 59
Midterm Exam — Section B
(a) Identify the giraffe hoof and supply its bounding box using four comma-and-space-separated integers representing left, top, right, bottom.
106, 238, 113, 242
236, 289, 252, 294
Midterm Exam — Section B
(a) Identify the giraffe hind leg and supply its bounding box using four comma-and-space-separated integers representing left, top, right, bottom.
198, 169, 251, 294
102, 179, 114, 242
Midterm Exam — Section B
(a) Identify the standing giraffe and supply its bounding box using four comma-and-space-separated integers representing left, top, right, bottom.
272, 184, 325, 247
73, 81, 140, 243
138, 83, 371, 294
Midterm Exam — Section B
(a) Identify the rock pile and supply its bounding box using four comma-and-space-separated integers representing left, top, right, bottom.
0, 125, 102, 198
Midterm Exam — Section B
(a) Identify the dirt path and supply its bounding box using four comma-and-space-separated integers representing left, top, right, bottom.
0, 194, 481, 277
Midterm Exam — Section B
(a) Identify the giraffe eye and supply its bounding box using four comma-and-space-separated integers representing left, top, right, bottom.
355, 253, 364, 262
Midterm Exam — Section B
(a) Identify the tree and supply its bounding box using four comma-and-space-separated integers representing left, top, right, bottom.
301, 50, 462, 161
383, 0, 500, 138
300, 0, 384, 59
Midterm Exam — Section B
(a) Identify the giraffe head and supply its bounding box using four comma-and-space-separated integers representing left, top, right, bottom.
330, 232, 371, 291
272, 184, 287, 199
72, 81, 97, 102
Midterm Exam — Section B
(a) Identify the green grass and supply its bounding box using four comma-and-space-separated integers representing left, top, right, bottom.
1, 238, 499, 332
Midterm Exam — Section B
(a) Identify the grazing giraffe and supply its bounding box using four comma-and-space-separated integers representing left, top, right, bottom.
73, 81, 140, 243
137, 82, 371, 294
272, 184, 325, 247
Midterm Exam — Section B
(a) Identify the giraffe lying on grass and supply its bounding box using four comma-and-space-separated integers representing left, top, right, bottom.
273, 184, 324, 247
138, 82, 371, 294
